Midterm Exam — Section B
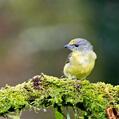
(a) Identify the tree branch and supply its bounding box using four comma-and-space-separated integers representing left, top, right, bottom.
0, 74, 119, 119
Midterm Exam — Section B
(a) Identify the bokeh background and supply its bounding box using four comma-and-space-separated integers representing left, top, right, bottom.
0, 0, 119, 119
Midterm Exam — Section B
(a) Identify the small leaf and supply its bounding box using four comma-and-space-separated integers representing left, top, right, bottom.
54, 108, 64, 119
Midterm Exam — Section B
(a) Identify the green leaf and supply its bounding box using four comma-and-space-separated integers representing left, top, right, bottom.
54, 108, 64, 119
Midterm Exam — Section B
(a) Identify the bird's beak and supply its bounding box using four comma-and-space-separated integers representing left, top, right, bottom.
64, 44, 73, 50
64, 44, 69, 48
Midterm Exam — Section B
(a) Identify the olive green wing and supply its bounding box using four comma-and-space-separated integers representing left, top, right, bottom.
65, 53, 72, 63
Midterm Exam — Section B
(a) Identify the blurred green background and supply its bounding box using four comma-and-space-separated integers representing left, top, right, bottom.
0, 0, 119, 119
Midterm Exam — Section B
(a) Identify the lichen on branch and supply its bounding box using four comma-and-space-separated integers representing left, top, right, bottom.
0, 74, 119, 119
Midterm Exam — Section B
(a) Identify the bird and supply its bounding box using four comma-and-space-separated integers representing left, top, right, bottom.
63, 38, 97, 80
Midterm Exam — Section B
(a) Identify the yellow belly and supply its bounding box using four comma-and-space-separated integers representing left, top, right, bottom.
63, 51, 96, 80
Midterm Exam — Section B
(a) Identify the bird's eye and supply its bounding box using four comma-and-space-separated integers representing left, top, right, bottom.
74, 44, 79, 47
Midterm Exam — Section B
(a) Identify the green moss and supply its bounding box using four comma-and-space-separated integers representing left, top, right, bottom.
0, 74, 119, 119
0, 85, 28, 115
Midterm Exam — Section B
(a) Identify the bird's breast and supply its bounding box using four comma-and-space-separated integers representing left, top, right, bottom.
70, 51, 95, 67
63, 43, 97, 79
64, 51, 96, 79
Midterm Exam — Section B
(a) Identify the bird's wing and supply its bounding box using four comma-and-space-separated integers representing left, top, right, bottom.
65, 53, 72, 63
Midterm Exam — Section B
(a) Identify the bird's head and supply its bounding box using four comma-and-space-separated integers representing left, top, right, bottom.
64, 38, 93, 51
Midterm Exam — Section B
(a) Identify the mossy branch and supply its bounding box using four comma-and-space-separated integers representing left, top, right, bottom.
0, 74, 119, 119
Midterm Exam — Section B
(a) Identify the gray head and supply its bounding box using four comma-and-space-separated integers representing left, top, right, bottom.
64, 38, 93, 51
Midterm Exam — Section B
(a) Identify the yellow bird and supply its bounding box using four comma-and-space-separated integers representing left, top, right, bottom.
63, 38, 97, 80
